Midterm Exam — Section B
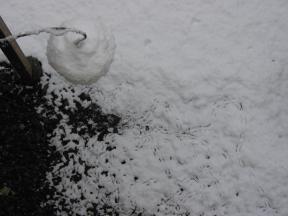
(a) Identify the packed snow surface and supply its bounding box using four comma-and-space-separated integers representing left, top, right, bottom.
1, 0, 288, 215
47, 18, 116, 84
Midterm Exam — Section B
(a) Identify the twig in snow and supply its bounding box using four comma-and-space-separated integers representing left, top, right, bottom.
0, 27, 87, 46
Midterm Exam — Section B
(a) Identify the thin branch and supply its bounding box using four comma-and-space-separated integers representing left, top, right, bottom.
0, 27, 87, 46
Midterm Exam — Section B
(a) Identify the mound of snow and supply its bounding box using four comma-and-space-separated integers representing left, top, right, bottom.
47, 18, 116, 84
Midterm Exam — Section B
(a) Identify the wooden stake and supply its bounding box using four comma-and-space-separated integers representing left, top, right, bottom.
0, 16, 33, 81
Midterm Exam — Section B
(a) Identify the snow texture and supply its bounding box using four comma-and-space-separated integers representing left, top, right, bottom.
47, 18, 116, 84
1, 0, 288, 215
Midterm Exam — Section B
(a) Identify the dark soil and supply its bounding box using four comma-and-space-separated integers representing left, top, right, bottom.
0, 60, 121, 215
0, 61, 59, 216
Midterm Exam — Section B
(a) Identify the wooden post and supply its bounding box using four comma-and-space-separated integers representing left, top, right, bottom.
0, 16, 33, 81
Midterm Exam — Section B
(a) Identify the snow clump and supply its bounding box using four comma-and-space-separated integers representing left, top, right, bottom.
47, 18, 116, 84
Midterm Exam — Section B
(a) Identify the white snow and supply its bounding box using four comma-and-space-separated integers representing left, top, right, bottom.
47, 18, 116, 84
1, 0, 288, 215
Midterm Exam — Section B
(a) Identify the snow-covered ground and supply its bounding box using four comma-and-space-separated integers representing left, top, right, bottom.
1, 0, 288, 215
